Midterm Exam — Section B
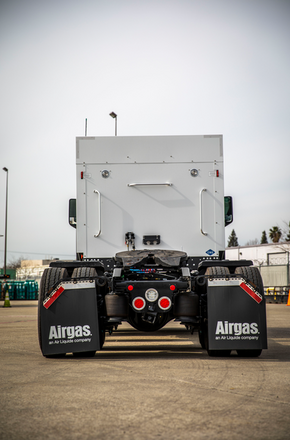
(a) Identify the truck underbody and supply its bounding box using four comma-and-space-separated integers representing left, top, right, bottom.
38, 249, 267, 358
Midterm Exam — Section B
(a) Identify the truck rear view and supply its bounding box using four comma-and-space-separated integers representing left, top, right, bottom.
38, 135, 267, 358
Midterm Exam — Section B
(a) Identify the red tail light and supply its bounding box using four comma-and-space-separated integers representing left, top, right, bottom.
158, 297, 171, 310
132, 297, 146, 311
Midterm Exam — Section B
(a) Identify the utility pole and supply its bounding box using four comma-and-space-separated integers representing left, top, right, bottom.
3, 167, 8, 276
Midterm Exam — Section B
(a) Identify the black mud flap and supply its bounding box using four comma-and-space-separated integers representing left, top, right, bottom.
40, 281, 100, 356
207, 278, 267, 351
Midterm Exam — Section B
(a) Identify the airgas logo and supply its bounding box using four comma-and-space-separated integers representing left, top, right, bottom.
215, 321, 259, 341
48, 325, 92, 345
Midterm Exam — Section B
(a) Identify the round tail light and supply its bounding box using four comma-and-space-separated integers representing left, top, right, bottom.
132, 297, 146, 311
145, 288, 158, 302
158, 296, 172, 311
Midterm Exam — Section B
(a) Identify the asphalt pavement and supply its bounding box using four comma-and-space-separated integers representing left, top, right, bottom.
1, 301, 290, 440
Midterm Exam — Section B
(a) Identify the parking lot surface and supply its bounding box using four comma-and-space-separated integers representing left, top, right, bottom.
1, 301, 290, 440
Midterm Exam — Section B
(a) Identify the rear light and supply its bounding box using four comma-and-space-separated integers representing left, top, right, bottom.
145, 288, 158, 302
132, 297, 146, 311
158, 296, 172, 311
170, 285, 176, 291
128, 285, 134, 291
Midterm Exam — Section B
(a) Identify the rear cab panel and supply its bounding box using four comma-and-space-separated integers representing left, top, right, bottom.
76, 135, 225, 258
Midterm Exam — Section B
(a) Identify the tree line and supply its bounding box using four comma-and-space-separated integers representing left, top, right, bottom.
228, 221, 290, 247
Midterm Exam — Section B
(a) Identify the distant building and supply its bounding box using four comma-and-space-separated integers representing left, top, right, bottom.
226, 242, 290, 291
16, 259, 59, 283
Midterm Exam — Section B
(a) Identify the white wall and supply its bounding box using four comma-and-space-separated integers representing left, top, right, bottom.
226, 242, 290, 289
226, 242, 290, 267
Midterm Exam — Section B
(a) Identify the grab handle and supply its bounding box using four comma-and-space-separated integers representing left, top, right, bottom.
93, 189, 101, 237
128, 182, 172, 187
199, 188, 208, 236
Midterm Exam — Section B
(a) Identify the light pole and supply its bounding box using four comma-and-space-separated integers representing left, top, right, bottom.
3, 168, 8, 277
109, 112, 117, 136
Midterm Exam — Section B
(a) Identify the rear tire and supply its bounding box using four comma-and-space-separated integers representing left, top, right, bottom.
72, 266, 104, 354
208, 349, 231, 357
235, 266, 264, 358
205, 266, 230, 277
202, 267, 230, 355
201, 318, 231, 357
38, 267, 68, 358
234, 266, 264, 296
236, 349, 262, 357
72, 266, 97, 279
73, 351, 96, 357
199, 320, 206, 349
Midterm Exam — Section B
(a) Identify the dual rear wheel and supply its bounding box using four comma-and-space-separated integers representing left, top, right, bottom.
38, 267, 68, 358
38, 266, 104, 358
200, 266, 263, 358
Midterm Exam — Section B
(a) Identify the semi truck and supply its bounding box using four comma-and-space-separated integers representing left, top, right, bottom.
38, 135, 267, 357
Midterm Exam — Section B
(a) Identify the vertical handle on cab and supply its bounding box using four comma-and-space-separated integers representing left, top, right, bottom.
199, 188, 208, 236
93, 189, 101, 237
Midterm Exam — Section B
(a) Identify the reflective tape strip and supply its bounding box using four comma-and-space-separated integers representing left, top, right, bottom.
43, 286, 64, 309
239, 281, 263, 304
207, 277, 263, 304
43, 281, 95, 309
62, 281, 95, 290
208, 279, 241, 287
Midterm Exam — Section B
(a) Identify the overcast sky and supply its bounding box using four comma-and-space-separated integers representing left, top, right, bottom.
0, 0, 289, 265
